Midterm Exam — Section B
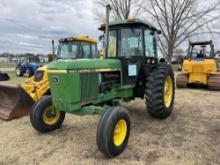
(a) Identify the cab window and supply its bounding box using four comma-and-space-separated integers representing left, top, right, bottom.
59, 43, 69, 58
81, 42, 91, 58
144, 30, 156, 57
190, 45, 212, 59
70, 44, 78, 58
91, 44, 97, 58
58, 42, 79, 59
108, 30, 117, 57
120, 29, 143, 57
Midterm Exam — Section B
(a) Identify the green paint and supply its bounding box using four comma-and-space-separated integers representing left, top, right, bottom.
48, 59, 121, 70
73, 106, 107, 116
47, 58, 135, 115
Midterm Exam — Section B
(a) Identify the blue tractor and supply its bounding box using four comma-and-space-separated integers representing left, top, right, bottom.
15, 56, 42, 77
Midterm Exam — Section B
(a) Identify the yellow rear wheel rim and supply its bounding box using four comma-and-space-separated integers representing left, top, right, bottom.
164, 76, 173, 108
43, 106, 60, 125
113, 119, 127, 147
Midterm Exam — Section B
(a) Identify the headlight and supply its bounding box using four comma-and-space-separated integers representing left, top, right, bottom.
34, 70, 44, 82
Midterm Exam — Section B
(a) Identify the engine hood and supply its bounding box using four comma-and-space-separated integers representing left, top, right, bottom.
48, 59, 121, 70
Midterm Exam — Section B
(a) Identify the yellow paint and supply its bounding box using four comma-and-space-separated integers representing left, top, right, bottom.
43, 106, 60, 125
108, 38, 117, 57
180, 59, 217, 85
47, 70, 67, 74
21, 65, 49, 102
164, 76, 173, 108
59, 36, 97, 44
113, 119, 127, 147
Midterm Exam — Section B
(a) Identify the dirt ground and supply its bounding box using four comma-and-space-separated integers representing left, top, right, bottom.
0, 88, 220, 165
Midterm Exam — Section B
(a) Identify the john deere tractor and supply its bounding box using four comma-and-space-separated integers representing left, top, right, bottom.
30, 6, 175, 158
176, 40, 220, 89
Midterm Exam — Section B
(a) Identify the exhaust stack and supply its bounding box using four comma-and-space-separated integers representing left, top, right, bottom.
52, 40, 55, 55
104, 4, 111, 57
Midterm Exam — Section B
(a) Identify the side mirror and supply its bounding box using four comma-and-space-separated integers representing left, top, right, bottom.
150, 31, 155, 35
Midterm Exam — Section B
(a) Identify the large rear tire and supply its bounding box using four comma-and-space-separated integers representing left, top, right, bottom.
145, 64, 175, 118
30, 96, 65, 133
96, 106, 130, 158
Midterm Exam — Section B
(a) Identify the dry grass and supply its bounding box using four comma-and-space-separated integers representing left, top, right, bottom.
0, 62, 16, 68
0, 88, 219, 165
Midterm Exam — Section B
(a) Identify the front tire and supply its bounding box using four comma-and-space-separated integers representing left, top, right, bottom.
15, 65, 24, 77
30, 96, 65, 133
96, 106, 130, 158
145, 64, 175, 118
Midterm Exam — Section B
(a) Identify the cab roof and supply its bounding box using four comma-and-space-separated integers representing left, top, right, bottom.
190, 40, 213, 46
99, 18, 160, 33
59, 36, 97, 44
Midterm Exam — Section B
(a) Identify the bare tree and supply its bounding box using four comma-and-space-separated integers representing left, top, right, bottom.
93, 0, 142, 21
141, 0, 220, 63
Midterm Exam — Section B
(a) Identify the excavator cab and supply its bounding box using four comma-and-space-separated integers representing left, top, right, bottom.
176, 40, 220, 89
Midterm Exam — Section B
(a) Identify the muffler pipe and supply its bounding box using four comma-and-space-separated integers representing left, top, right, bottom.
104, 4, 111, 57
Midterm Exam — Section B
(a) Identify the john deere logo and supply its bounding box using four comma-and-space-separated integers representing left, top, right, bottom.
52, 76, 59, 84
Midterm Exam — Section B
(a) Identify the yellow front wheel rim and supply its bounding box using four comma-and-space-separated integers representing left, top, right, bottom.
43, 106, 60, 125
164, 76, 173, 108
113, 119, 127, 147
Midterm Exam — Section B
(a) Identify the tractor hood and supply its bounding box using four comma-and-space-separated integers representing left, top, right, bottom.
48, 59, 121, 71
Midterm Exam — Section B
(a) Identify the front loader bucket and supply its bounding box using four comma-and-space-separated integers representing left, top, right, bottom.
0, 84, 34, 120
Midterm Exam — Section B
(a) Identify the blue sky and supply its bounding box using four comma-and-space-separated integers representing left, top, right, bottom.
0, 0, 220, 54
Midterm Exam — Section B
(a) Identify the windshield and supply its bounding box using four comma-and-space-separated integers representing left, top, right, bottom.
189, 45, 212, 59
120, 28, 143, 57
58, 41, 97, 59
58, 41, 78, 59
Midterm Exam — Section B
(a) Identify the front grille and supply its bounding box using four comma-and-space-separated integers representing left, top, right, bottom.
80, 73, 99, 101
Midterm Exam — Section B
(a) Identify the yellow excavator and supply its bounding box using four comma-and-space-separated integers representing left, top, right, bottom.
176, 40, 220, 89
0, 36, 98, 120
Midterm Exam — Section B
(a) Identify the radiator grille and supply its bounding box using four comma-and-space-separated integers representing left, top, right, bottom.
80, 73, 99, 101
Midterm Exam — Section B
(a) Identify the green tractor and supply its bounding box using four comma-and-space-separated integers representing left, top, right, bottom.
30, 6, 175, 158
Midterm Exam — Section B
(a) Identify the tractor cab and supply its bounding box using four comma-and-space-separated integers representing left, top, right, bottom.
57, 36, 97, 59
187, 41, 215, 60
100, 19, 160, 85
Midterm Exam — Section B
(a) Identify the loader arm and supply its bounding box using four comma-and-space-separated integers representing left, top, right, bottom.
21, 66, 49, 102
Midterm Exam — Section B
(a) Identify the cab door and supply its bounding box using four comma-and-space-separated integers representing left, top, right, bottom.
118, 28, 145, 85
